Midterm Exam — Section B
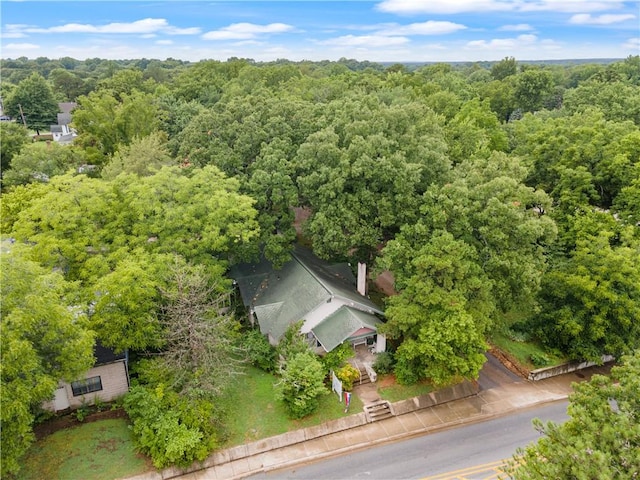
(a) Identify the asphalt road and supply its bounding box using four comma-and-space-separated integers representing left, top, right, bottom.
247, 400, 569, 480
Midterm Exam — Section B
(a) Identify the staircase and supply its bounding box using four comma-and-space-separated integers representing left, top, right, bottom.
364, 400, 393, 422
357, 367, 372, 385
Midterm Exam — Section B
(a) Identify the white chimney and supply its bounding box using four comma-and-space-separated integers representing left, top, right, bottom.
357, 262, 367, 296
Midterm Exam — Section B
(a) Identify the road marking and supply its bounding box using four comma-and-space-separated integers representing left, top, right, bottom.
420, 459, 511, 480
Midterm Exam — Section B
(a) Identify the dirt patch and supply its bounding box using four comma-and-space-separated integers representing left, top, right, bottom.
34, 408, 128, 440
489, 346, 530, 379
373, 270, 396, 296
377, 374, 397, 388
96, 438, 121, 453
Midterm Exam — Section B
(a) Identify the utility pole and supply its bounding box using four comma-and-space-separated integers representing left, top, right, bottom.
18, 103, 28, 128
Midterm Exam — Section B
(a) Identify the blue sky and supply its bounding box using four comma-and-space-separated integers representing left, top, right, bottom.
1, 1, 639, 62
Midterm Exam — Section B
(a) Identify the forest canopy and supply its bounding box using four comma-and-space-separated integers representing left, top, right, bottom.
1, 54, 638, 476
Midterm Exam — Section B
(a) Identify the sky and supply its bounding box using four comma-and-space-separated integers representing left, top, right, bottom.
1, 0, 639, 63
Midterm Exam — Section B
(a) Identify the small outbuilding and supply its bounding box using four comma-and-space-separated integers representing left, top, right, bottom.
44, 342, 129, 412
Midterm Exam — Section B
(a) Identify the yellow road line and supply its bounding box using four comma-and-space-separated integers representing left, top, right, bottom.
421, 460, 507, 480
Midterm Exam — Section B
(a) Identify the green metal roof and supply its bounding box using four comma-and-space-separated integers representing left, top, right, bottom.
312, 306, 382, 352
230, 245, 383, 345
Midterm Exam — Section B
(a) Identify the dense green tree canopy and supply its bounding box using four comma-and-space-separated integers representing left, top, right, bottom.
532, 231, 640, 362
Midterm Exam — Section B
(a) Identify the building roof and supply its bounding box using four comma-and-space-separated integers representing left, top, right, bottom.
312, 306, 381, 352
231, 245, 383, 346
58, 102, 77, 114
94, 341, 126, 365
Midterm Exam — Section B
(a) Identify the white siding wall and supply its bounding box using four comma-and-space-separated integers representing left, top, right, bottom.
43, 360, 129, 411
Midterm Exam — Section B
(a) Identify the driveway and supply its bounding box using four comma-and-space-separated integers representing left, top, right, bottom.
477, 351, 523, 390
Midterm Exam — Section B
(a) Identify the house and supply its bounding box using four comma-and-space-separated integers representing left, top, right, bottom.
231, 245, 386, 354
44, 342, 129, 412
50, 102, 77, 145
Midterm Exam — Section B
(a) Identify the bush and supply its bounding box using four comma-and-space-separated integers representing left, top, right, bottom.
373, 351, 395, 375
277, 352, 328, 419
335, 364, 360, 391
244, 328, 277, 372
321, 342, 354, 372
530, 352, 551, 367
124, 385, 220, 468
394, 354, 420, 385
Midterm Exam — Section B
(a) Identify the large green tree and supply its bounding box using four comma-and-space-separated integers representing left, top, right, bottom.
0, 246, 94, 477
379, 153, 556, 384
506, 351, 640, 479
532, 230, 640, 362
72, 89, 160, 160
296, 95, 449, 262
8, 166, 260, 351
3, 72, 59, 134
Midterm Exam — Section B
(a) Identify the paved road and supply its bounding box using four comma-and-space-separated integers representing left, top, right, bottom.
247, 401, 569, 480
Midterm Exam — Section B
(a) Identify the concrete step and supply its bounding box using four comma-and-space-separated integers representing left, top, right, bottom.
358, 369, 371, 385
364, 401, 392, 422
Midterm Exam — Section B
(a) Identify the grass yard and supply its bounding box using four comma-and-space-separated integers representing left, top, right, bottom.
377, 375, 438, 402
17, 418, 150, 480
490, 330, 566, 370
222, 366, 363, 446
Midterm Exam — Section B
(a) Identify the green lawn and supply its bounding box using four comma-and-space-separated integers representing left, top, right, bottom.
17, 418, 150, 480
490, 330, 566, 370
222, 366, 363, 446
377, 376, 440, 402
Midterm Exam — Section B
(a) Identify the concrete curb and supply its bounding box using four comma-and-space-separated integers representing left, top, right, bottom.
224, 394, 570, 480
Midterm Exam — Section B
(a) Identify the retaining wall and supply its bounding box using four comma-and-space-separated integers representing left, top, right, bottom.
528, 355, 615, 381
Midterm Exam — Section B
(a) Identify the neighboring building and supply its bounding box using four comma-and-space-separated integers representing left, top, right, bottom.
231, 245, 386, 354
44, 342, 129, 412
50, 102, 77, 145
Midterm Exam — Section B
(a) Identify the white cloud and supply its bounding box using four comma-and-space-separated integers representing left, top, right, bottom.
466, 33, 538, 50
15, 18, 201, 36
569, 13, 636, 24
1, 31, 27, 38
377, 0, 513, 14
3, 42, 40, 51
318, 34, 410, 47
498, 23, 534, 31
377, 21, 467, 35
202, 22, 295, 40
623, 37, 640, 49
376, 0, 626, 14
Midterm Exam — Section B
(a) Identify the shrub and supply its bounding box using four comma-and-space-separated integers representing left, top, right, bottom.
276, 321, 310, 362
530, 352, 551, 367
124, 384, 220, 468
393, 354, 420, 385
321, 342, 354, 372
335, 364, 360, 391
373, 351, 395, 375
277, 352, 328, 419
244, 328, 277, 372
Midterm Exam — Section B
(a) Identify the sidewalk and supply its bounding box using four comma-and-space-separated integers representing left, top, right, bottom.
125, 363, 612, 480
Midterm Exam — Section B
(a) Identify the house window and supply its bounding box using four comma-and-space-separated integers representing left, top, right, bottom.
71, 376, 103, 397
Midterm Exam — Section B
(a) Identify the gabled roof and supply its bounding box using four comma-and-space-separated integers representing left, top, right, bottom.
230, 245, 383, 344
312, 306, 381, 352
